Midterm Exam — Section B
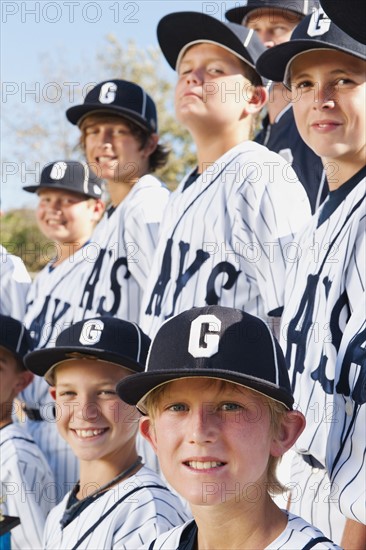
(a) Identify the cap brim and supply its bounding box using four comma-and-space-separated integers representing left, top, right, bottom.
256, 39, 366, 83
321, 0, 366, 44
157, 12, 259, 73
66, 105, 153, 132
116, 368, 294, 412
22, 183, 98, 198
225, 4, 305, 24
24, 346, 144, 384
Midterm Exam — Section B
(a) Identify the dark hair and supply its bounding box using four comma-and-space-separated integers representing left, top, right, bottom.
79, 113, 169, 172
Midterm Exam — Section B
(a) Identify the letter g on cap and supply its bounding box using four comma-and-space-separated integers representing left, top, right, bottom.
79, 319, 104, 345
188, 315, 221, 358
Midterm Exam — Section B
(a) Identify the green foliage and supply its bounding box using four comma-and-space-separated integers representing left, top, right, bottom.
1, 210, 51, 274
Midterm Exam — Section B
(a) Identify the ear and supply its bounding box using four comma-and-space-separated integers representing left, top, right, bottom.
49, 387, 57, 401
243, 84, 268, 116
14, 371, 34, 394
142, 133, 159, 158
91, 198, 105, 222
139, 416, 158, 454
270, 410, 306, 457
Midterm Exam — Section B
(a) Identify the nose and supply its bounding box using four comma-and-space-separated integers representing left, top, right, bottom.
75, 397, 100, 422
316, 83, 336, 110
185, 68, 203, 85
188, 405, 218, 445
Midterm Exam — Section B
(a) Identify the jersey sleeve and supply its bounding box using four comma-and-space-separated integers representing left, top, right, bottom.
123, 177, 170, 290
0, 248, 31, 320
233, 151, 311, 316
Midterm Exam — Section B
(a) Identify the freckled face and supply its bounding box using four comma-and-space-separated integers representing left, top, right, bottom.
144, 378, 276, 507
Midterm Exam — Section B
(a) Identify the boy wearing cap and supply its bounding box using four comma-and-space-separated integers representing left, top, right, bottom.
65, 79, 170, 325
21, 160, 104, 500
0, 315, 55, 549
226, 0, 328, 213
117, 305, 340, 550
257, 8, 366, 546
139, 11, 311, 340
24, 317, 188, 549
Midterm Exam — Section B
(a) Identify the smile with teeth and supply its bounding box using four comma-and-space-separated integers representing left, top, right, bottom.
185, 460, 225, 470
74, 428, 107, 438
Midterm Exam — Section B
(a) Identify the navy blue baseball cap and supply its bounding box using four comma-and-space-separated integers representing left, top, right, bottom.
24, 317, 151, 384
256, 7, 366, 87
320, 0, 366, 44
117, 306, 294, 411
66, 79, 158, 133
226, 0, 316, 24
23, 160, 104, 199
157, 12, 267, 85
0, 315, 34, 362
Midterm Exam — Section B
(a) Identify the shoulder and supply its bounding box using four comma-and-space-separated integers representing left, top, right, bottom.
273, 512, 342, 549
124, 175, 170, 223
149, 520, 195, 549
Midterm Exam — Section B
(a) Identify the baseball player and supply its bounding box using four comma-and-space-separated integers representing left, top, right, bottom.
257, 8, 366, 547
0, 244, 31, 320
226, 0, 328, 213
139, 11, 311, 340
24, 317, 188, 549
0, 315, 55, 549
21, 160, 105, 500
117, 305, 341, 550
65, 79, 170, 326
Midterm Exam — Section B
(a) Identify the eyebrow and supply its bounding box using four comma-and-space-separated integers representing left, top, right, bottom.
292, 67, 364, 79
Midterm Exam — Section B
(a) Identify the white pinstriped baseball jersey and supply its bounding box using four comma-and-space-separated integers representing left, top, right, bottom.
140, 141, 311, 338
147, 513, 341, 549
280, 168, 365, 535
74, 175, 170, 324
0, 245, 31, 321
327, 298, 366, 526
0, 423, 55, 550
43, 466, 188, 549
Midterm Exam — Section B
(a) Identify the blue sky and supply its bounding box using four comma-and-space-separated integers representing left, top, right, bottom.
1, 0, 242, 211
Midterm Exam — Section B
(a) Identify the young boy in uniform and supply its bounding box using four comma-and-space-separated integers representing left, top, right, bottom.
21, 160, 105, 500
226, 0, 328, 212
257, 8, 366, 547
65, 79, 170, 325
139, 12, 311, 340
117, 305, 340, 550
24, 316, 188, 549
0, 315, 55, 549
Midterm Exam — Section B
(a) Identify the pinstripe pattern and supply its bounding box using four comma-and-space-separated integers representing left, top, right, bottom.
0, 423, 55, 549
74, 175, 169, 324
149, 513, 341, 549
280, 174, 365, 539
0, 245, 31, 321
43, 466, 188, 549
140, 141, 311, 339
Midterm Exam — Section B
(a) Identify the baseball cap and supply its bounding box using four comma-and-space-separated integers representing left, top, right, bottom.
0, 315, 34, 362
256, 7, 366, 86
117, 306, 294, 412
226, 0, 316, 25
24, 317, 151, 385
66, 79, 158, 133
23, 160, 104, 199
320, 0, 366, 45
157, 12, 267, 85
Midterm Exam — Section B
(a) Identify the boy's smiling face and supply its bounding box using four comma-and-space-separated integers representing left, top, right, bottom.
175, 43, 262, 133
50, 359, 139, 464
290, 50, 366, 180
141, 378, 281, 508
36, 189, 99, 244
